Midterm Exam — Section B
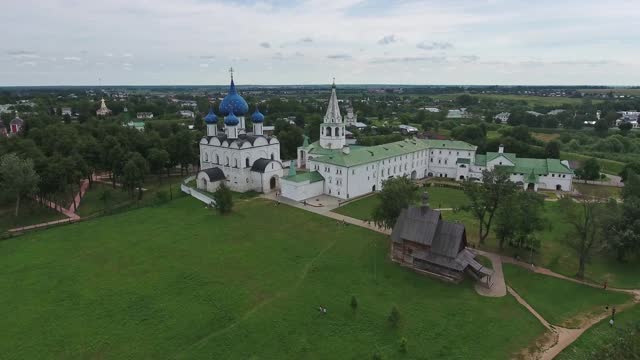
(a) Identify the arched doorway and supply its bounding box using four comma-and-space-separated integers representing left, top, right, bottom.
411, 170, 417, 180
427, 172, 433, 177
459, 175, 465, 180
270, 176, 278, 190
556, 184, 562, 191
201, 178, 207, 189
372, 185, 376, 192
527, 183, 535, 191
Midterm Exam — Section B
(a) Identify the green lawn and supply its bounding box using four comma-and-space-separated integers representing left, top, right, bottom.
432, 93, 599, 106
503, 264, 631, 328
557, 303, 640, 360
333, 187, 468, 221
573, 183, 622, 200
0, 197, 545, 359
560, 151, 625, 175
0, 198, 67, 233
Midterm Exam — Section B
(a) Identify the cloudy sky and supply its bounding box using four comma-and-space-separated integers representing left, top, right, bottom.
1, 0, 639, 86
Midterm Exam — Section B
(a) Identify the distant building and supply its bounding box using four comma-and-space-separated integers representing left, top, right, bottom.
178, 110, 195, 118
547, 109, 566, 116
136, 112, 154, 119
420, 107, 440, 113
526, 111, 543, 117
96, 98, 112, 116
399, 124, 419, 134
447, 108, 469, 119
124, 121, 145, 131
61, 107, 72, 116
494, 112, 510, 124
353, 122, 368, 129
344, 103, 357, 126
181, 100, 197, 109
9, 114, 24, 135
391, 195, 493, 284
0, 104, 14, 114
616, 111, 640, 128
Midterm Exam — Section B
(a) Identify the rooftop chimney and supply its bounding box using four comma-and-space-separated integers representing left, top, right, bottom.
498, 144, 504, 154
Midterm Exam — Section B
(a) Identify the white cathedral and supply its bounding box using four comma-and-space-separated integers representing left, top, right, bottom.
196, 71, 284, 194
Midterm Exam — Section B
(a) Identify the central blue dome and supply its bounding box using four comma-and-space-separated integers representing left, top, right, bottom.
204, 107, 218, 124
251, 107, 265, 123
219, 79, 249, 116
224, 111, 240, 126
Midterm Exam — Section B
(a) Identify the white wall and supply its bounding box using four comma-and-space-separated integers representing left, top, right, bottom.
280, 180, 324, 201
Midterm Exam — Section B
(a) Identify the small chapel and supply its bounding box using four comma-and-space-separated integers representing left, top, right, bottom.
196, 69, 284, 194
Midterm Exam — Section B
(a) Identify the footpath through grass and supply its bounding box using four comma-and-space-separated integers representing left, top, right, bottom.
557, 304, 640, 360
503, 264, 631, 328
0, 197, 545, 359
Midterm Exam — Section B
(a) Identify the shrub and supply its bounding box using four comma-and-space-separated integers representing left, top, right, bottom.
350, 295, 358, 311
213, 182, 233, 215
399, 337, 408, 353
388, 306, 400, 327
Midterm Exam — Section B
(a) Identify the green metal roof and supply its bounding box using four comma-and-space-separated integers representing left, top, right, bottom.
283, 171, 324, 183
486, 152, 517, 164
311, 139, 476, 167
474, 154, 487, 166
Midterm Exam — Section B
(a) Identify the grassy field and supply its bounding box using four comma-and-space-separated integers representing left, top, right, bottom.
578, 88, 640, 96
333, 194, 380, 221
557, 304, 640, 360
531, 132, 561, 143
0, 197, 546, 359
503, 264, 631, 328
432, 93, 599, 106
573, 183, 622, 200
560, 151, 625, 175
0, 198, 66, 233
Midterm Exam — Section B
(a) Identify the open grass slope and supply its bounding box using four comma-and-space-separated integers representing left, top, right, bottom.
0, 197, 545, 359
503, 264, 631, 328
556, 303, 640, 360
432, 93, 599, 106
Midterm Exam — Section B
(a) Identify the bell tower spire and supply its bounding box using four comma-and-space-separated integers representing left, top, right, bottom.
319, 79, 346, 150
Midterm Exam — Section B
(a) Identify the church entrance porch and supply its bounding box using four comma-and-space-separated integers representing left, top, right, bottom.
527, 183, 535, 191
270, 176, 278, 190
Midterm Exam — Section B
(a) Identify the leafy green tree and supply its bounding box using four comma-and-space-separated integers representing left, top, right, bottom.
559, 197, 603, 279
274, 120, 303, 160
147, 147, 170, 179
576, 158, 601, 181
544, 140, 561, 159
372, 177, 419, 229
98, 189, 112, 212
594, 119, 609, 135
618, 121, 633, 134
0, 153, 40, 217
305, 114, 323, 142
619, 162, 640, 182
213, 182, 233, 215
122, 152, 149, 200
462, 169, 517, 244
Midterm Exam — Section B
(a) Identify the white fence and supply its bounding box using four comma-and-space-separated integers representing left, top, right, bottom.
181, 176, 216, 205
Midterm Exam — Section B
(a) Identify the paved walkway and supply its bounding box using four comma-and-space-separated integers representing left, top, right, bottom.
473, 250, 507, 297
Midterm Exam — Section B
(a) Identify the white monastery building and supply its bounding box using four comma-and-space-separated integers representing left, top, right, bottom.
280, 83, 573, 201
196, 70, 284, 194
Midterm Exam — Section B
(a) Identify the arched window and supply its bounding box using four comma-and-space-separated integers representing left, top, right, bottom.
270, 153, 275, 160
204, 153, 208, 162
325, 127, 331, 136
216, 154, 219, 164
336, 127, 340, 136
234, 158, 238, 167
226, 157, 229, 166
245, 158, 250, 167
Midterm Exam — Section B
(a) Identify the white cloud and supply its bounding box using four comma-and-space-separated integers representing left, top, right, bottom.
63, 56, 82, 61
377, 34, 398, 45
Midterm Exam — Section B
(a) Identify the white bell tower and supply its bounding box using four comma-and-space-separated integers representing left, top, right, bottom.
319, 79, 346, 150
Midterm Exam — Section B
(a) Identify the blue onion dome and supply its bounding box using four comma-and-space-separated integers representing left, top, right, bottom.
224, 111, 240, 126
219, 79, 249, 116
251, 106, 265, 123
204, 107, 218, 124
